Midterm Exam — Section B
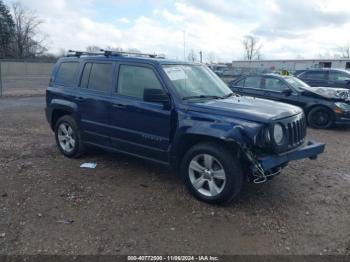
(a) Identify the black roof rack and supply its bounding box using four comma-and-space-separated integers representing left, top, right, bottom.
67, 50, 103, 57
67, 49, 164, 59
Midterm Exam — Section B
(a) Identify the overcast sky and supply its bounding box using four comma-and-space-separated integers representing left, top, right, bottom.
5, 0, 350, 62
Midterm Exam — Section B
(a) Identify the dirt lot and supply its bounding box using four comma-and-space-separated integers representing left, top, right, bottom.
1, 76, 49, 97
0, 95, 349, 255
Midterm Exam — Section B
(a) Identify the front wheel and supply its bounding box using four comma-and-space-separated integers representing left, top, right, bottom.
181, 142, 243, 204
307, 106, 334, 129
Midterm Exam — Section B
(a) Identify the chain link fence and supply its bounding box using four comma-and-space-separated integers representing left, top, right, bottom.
0, 60, 54, 97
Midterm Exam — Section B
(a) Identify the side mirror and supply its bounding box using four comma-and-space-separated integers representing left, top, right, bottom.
282, 88, 292, 96
143, 88, 170, 104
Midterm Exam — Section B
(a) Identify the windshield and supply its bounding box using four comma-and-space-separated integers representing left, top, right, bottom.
162, 64, 232, 99
284, 76, 310, 90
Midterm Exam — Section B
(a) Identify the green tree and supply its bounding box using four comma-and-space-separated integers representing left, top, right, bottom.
0, 0, 15, 58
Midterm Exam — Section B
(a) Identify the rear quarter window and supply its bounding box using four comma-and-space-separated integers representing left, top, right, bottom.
55, 62, 78, 86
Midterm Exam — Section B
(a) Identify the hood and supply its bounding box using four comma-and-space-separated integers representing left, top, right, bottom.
300, 86, 350, 101
189, 95, 302, 123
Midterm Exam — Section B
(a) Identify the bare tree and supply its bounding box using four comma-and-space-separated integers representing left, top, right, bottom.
11, 2, 46, 58
0, 0, 15, 58
206, 52, 217, 64
242, 35, 262, 60
103, 46, 142, 54
337, 44, 350, 58
86, 45, 101, 53
57, 48, 66, 57
105, 46, 123, 52
187, 49, 197, 62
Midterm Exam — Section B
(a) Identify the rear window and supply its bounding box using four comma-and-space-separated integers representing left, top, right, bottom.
55, 62, 78, 86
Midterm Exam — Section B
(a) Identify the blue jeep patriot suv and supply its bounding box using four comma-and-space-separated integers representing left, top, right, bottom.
46, 50, 325, 204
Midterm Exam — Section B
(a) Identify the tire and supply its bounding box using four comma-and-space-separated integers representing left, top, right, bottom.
180, 142, 243, 204
54, 115, 85, 158
307, 106, 334, 129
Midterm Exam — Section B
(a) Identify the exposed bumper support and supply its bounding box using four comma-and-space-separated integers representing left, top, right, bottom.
257, 141, 325, 171
335, 116, 350, 125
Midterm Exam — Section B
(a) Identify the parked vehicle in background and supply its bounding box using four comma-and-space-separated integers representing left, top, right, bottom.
295, 68, 350, 89
208, 64, 228, 77
214, 68, 226, 76
230, 74, 350, 129
46, 51, 325, 204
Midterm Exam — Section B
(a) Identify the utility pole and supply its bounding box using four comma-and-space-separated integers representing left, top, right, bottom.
183, 30, 186, 61
199, 51, 203, 63
0, 62, 2, 97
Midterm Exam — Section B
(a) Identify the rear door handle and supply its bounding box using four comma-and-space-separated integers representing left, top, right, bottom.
75, 96, 86, 102
112, 103, 126, 109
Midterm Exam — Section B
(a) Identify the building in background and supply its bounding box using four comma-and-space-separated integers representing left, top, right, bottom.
231, 59, 350, 73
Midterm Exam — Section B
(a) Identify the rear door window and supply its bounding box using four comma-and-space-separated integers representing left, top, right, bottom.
243, 76, 262, 89
80, 63, 92, 89
79, 62, 114, 92
55, 62, 78, 86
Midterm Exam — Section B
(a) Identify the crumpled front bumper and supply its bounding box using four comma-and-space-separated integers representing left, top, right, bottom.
257, 141, 325, 171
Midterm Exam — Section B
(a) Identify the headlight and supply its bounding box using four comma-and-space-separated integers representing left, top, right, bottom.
273, 123, 284, 145
334, 102, 350, 111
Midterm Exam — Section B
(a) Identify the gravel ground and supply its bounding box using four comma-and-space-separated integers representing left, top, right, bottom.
0, 96, 349, 255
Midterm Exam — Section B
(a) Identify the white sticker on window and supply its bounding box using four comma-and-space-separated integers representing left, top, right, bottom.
164, 66, 187, 81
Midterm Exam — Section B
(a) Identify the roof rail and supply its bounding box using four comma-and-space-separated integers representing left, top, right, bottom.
67, 49, 164, 59
101, 50, 162, 58
67, 50, 104, 57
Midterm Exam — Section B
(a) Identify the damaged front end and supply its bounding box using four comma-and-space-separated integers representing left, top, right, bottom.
301, 86, 350, 102
232, 113, 325, 184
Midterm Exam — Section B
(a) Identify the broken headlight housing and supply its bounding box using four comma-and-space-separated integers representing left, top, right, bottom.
334, 102, 350, 112
257, 123, 286, 148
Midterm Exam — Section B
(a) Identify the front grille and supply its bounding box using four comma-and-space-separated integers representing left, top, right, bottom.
287, 115, 307, 147
277, 113, 307, 152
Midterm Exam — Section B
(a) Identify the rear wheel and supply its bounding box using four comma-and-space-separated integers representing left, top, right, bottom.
181, 142, 243, 204
307, 106, 334, 129
54, 115, 85, 158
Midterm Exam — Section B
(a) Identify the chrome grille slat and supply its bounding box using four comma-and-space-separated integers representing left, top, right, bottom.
283, 114, 306, 149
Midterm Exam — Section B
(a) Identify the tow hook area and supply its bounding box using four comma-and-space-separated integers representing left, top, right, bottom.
241, 145, 272, 184
253, 168, 281, 184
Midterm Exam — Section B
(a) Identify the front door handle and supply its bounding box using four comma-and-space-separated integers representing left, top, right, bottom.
112, 103, 127, 109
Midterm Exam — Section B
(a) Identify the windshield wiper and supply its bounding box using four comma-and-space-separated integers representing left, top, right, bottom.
182, 95, 222, 100
221, 92, 236, 99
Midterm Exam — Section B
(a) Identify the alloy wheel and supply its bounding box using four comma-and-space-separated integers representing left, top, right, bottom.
188, 154, 226, 197
57, 122, 76, 153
